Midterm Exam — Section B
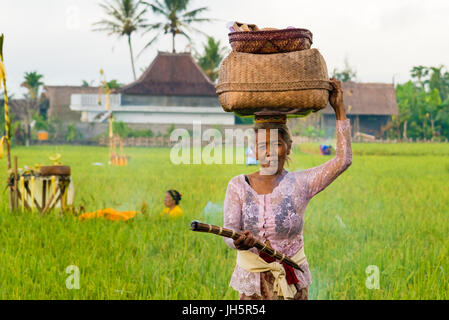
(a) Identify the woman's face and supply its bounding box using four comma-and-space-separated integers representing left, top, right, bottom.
164, 192, 176, 207
256, 129, 290, 175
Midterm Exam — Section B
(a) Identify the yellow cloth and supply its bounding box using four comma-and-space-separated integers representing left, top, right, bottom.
236, 247, 307, 300
79, 208, 137, 221
161, 205, 183, 217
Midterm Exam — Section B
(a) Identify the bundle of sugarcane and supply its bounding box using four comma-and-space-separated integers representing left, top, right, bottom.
0, 34, 10, 157
190, 220, 304, 272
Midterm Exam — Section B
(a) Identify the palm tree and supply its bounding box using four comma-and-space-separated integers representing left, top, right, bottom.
21, 71, 44, 146
106, 79, 124, 90
195, 36, 227, 82
140, 0, 212, 54
411, 66, 429, 90
93, 0, 149, 80
22, 71, 44, 100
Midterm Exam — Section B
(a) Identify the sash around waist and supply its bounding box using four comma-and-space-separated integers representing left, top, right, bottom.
236, 247, 307, 299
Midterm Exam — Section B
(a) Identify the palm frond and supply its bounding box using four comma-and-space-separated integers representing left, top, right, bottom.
140, 0, 212, 53
141, 22, 165, 35
142, 0, 167, 15
138, 32, 161, 57
177, 29, 192, 42
92, 20, 123, 33
132, 7, 148, 22
180, 17, 212, 24
179, 22, 209, 38
181, 6, 208, 18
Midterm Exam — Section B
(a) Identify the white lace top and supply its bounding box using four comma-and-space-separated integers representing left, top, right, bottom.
223, 119, 352, 296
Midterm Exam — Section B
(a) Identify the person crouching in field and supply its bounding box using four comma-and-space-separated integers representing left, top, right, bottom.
223, 79, 353, 300
161, 190, 183, 217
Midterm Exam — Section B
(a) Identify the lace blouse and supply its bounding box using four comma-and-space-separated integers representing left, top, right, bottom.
223, 119, 352, 297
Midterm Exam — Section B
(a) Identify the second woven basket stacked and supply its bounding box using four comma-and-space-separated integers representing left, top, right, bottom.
216, 24, 332, 117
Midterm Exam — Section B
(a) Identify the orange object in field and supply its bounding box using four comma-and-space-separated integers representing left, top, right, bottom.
37, 131, 49, 141
78, 208, 137, 221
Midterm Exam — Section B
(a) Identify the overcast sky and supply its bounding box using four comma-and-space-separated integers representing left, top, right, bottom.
1, 0, 448, 97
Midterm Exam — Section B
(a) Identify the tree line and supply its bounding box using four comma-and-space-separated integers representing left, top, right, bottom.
332, 61, 449, 141
392, 66, 449, 141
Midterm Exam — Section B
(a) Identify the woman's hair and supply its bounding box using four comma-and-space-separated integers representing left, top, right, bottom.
167, 190, 182, 205
253, 122, 293, 164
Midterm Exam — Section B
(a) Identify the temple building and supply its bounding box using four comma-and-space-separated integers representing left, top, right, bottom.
69, 52, 234, 125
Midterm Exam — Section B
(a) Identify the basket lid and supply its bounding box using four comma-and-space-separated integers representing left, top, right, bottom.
229, 28, 313, 44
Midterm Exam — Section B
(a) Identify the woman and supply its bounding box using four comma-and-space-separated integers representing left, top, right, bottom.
223, 79, 352, 300
162, 190, 183, 217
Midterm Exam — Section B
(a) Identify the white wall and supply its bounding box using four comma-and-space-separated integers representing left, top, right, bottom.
86, 111, 235, 125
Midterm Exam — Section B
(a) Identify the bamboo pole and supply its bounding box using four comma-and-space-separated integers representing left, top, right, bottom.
190, 221, 304, 272
109, 114, 113, 163
30, 176, 35, 212
19, 176, 24, 212
51, 175, 56, 199
60, 180, 68, 214
13, 156, 18, 210
42, 185, 59, 214
43, 186, 64, 213
0, 34, 13, 212
24, 182, 43, 212
100, 69, 114, 164
17, 188, 31, 211
42, 180, 47, 209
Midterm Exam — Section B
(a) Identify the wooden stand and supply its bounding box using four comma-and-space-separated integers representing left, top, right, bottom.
15, 175, 72, 214
9, 162, 74, 214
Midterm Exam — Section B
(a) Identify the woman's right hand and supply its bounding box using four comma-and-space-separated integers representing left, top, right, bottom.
234, 230, 258, 250
329, 78, 347, 120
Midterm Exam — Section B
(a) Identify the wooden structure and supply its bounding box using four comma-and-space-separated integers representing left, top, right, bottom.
110, 135, 128, 166
10, 161, 74, 213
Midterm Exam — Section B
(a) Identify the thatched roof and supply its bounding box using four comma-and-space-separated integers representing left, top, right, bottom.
120, 51, 217, 96
321, 82, 398, 116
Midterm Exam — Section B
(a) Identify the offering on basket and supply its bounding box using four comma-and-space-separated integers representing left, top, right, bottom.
229, 25, 313, 54
229, 22, 313, 54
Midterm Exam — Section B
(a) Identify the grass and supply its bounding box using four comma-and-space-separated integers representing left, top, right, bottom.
0, 143, 448, 299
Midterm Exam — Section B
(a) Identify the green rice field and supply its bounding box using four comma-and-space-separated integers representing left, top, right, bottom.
0, 143, 448, 299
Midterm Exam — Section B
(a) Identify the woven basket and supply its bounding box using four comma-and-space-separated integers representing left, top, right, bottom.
229, 28, 312, 54
216, 48, 332, 116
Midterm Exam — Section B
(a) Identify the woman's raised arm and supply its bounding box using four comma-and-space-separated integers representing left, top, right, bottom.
300, 79, 353, 199
302, 118, 352, 199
